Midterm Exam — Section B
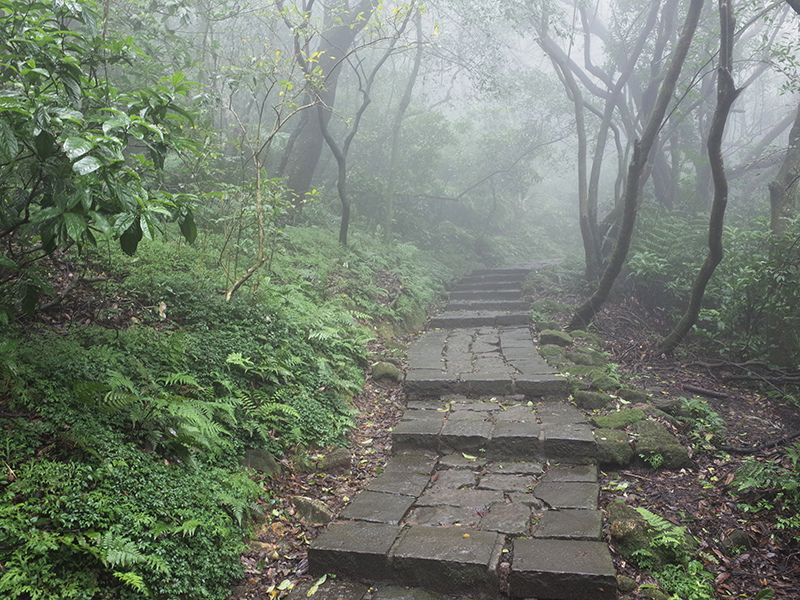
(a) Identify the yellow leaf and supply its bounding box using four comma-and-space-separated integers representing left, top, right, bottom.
462, 453, 477, 460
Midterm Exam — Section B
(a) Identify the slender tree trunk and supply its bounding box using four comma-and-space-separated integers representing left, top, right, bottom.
278, 0, 377, 207
384, 12, 423, 241
538, 29, 598, 280
660, 0, 742, 354
568, 0, 705, 331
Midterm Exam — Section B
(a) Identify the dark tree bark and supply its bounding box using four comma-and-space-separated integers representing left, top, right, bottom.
568, 0, 705, 331
660, 0, 743, 354
277, 0, 377, 207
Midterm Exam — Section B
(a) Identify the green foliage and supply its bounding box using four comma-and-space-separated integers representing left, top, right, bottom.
631, 507, 715, 600
0, 0, 199, 319
0, 447, 260, 599
677, 397, 726, 454
733, 443, 800, 540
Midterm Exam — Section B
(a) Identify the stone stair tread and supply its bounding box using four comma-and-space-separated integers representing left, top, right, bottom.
307, 265, 617, 600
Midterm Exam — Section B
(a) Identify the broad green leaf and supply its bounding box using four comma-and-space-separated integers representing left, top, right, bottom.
73, 155, 102, 175
30, 206, 63, 223
89, 211, 112, 235
119, 220, 142, 256
0, 119, 18, 162
113, 213, 136, 235
62, 212, 87, 242
179, 210, 197, 244
63, 136, 92, 160
139, 215, 154, 241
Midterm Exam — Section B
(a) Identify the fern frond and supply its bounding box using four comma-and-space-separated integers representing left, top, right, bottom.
101, 390, 141, 413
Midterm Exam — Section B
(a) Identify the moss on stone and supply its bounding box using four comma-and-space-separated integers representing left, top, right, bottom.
594, 428, 634, 467
617, 387, 651, 403
573, 390, 614, 410
566, 347, 607, 367
539, 329, 573, 347
631, 420, 691, 469
591, 408, 645, 430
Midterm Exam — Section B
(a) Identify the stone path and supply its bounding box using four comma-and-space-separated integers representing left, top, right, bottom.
299, 264, 617, 600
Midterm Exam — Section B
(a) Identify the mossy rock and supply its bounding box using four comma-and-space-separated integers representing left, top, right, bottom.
534, 320, 562, 332
371, 361, 403, 383
566, 347, 607, 367
591, 408, 645, 430
607, 501, 650, 557
639, 586, 670, 600
290, 495, 333, 525
569, 329, 602, 346
573, 390, 614, 410
531, 299, 571, 314
384, 341, 407, 358
617, 576, 638, 593
595, 428, 634, 467
590, 374, 622, 392
644, 406, 682, 429
539, 329, 573, 347
631, 420, 692, 469
538, 344, 564, 358
617, 387, 651, 403
241, 448, 280, 476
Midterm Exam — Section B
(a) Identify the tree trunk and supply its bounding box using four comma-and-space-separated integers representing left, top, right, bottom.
568, 0, 705, 331
278, 0, 376, 207
384, 12, 423, 241
660, 0, 742, 354
538, 28, 598, 280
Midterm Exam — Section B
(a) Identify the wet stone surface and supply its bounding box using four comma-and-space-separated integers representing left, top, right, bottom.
338, 490, 416, 524
534, 509, 604, 540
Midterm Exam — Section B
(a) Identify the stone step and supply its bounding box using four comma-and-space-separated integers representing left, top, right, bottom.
470, 267, 532, 277
452, 281, 523, 291
306, 454, 615, 600
458, 273, 529, 286
449, 289, 522, 301
391, 402, 595, 462
428, 311, 530, 329
446, 300, 530, 311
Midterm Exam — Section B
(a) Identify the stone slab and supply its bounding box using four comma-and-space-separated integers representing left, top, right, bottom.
308, 521, 402, 580
404, 505, 481, 528
440, 417, 493, 452
438, 454, 486, 470
477, 473, 536, 493
380, 452, 438, 476
449, 401, 498, 412
370, 586, 444, 600
339, 491, 415, 524
488, 421, 541, 459
392, 417, 445, 453
448, 300, 530, 312
430, 469, 476, 489
540, 464, 598, 483
534, 482, 599, 510
496, 313, 530, 326
405, 400, 446, 411
534, 509, 603, 540
513, 375, 569, 396
287, 578, 369, 600
367, 471, 431, 497
493, 405, 536, 422
456, 373, 514, 396
391, 526, 503, 593
449, 290, 522, 301
509, 539, 617, 600
537, 404, 588, 424
541, 423, 597, 462
480, 502, 532, 535
401, 409, 447, 422
416, 488, 505, 508
488, 461, 544, 475
404, 371, 457, 397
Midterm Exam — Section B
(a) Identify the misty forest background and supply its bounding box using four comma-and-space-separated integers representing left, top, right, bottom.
2, 0, 800, 598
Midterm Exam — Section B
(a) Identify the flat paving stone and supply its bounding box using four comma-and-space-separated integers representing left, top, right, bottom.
488, 421, 541, 458
513, 374, 569, 396
339, 490, 415, 524
438, 454, 486, 470
370, 586, 443, 600
457, 373, 514, 396
391, 526, 503, 593
477, 473, 536, 493
439, 417, 493, 452
404, 505, 481, 528
405, 400, 446, 411
287, 578, 369, 600
493, 405, 536, 422
449, 401, 498, 412
404, 371, 457, 397
535, 482, 599, 510
537, 404, 588, 424
488, 461, 544, 475
392, 417, 445, 453
367, 471, 431, 497
480, 502, 532, 535
381, 452, 438, 476
509, 359, 555, 375
540, 464, 598, 482
509, 539, 617, 600
450, 290, 522, 300
401, 409, 447, 422
534, 509, 603, 540
416, 488, 505, 508
507, 492, 546, 508
541, 423, 597, 462
430, 469, 476, 489
308, 521, 402, 580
